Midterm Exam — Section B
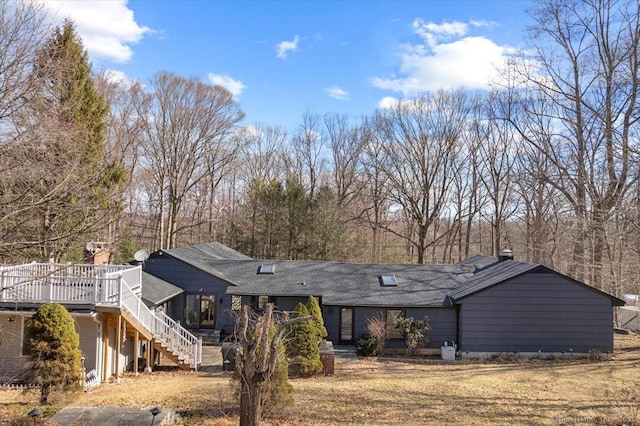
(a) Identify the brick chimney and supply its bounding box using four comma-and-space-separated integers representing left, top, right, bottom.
83, 242, 110, 265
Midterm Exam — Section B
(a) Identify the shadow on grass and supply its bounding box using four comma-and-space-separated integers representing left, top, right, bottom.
177, 406, 239, 424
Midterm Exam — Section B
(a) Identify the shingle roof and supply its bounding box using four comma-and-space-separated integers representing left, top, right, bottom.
141, 272, 184, 306
455, 254, 499, 270
144, 243, 625, 308
448, 260, 539, 300
449, 260, 626, 305
155, 242, 252, 281
219, 260, 474, 307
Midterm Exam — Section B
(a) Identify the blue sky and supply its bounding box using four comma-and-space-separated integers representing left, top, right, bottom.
43, 0, 533, 132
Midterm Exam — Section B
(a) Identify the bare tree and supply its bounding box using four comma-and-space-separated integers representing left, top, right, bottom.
0, 0, 51, 125
140, 71, 244, 249
508, 0, 640, 288
356, 118, 394, 262
239, 124, 288, 186
94, 72, 150, 260
234, 304, 311, 426
374, 90, 470, 263
473, 92, 520, 256
291, 111, 326, 200
324, 113, 366, 207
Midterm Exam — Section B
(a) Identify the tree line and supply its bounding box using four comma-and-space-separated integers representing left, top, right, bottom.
1, 0, 639, 297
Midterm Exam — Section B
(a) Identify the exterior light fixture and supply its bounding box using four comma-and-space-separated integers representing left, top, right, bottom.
149, 407, 161, 425
28, 408, 41, 424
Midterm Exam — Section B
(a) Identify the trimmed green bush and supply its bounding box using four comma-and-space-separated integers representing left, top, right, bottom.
306, 296, 327, 341
23, 303, 83, 404
286, 303, 322, 377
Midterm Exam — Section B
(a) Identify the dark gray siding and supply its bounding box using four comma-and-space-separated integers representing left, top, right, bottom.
322, 305, 456, 348
143, 255, 233, 331
457, 272, 614, 353
322, 305, 339, 342
217, 296, 310, 336
273, 296, 309, 312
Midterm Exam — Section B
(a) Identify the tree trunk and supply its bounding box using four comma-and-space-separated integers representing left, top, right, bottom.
239, 381, 262, 426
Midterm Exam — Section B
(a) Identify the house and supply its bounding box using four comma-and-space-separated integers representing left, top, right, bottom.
0, 262, 202, 385
140, 243, 624, 357
0, 241, 624, 383
139, 242, 252, 343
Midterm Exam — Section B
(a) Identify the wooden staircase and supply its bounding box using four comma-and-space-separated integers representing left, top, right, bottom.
153, 340, 194, 371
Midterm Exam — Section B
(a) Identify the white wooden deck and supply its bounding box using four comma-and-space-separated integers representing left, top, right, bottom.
0, 262, 202, 369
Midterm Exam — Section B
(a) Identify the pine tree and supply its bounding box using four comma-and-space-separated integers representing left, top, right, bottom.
286, 303, 322, 377
30, 20, 126, 261
24, 303, 83, 404
306, 295, 327, 341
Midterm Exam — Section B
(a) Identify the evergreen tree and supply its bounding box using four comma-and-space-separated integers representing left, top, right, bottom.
24, 303, 83, 404
306, 295, 327, 341
286, 303, 322, 377
30, 20, 125, 261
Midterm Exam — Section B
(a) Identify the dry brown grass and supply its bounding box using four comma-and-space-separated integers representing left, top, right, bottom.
3, 335, 640, 425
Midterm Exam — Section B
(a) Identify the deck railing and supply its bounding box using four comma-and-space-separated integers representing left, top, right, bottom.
0, 263, 129, 305
153, 311, 202, 368
0, 262, 201, 369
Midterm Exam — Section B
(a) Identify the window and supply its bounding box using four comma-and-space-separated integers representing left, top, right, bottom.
231, 295, 242, 311
251, 295, 274, 311
257, 295, 270, 310
184, 293, 216, 328
258, 264, 275, 274
385, 309, 405, 340
379, 274, 398, 286
339, 307, 354, 343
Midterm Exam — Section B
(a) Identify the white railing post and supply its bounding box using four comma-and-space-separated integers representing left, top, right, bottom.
117, 275, 123, 307
46, 275, 52, 302
0, 266, 4, 302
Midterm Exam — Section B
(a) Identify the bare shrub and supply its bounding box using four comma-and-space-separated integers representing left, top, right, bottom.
365, 313, 386, 357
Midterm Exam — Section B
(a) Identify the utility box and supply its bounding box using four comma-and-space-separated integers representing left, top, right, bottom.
319, 341, 335, 376
441, 345, 456, 361
221, 342, 238, 371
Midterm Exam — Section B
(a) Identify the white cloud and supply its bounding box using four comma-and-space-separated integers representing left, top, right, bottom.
276, 35, 300, 59
207, 73, 247, 99
41, 0, 151, 63
376, 96, 423, 111
325, 86, 349, 100
103, 69, 129, 84
413, 19, 468, 46
377, 96, 400, 109
237, 125, 263, 139
373, 18, 515, 94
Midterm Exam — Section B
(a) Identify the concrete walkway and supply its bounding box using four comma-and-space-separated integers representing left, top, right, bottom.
52, 406, 177, 426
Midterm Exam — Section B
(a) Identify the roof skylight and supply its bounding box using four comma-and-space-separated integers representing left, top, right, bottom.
258, 264, 275, 274
379, 274, 398, 286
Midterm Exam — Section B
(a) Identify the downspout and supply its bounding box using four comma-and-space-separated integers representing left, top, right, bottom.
90, 312, 103, 385
455, 303, 461, 350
